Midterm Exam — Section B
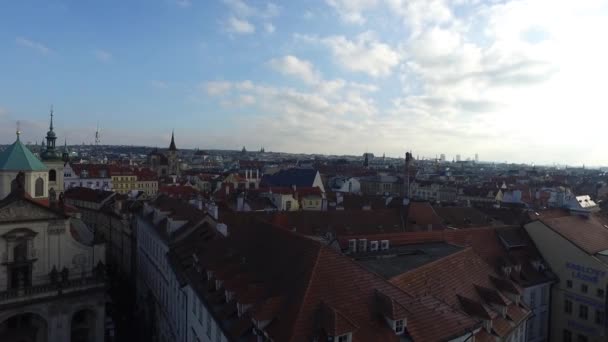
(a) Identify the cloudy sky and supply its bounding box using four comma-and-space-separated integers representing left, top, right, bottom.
1, 0, 607, 165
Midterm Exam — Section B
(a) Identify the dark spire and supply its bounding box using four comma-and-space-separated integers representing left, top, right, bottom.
169, 130, 177, 151
49, 105, 54, 132
62, 138, 70, 162
41, 106, 60, 161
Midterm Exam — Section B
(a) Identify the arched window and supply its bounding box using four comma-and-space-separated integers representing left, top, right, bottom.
49, 169, 57, 182
35, 178, 44, 197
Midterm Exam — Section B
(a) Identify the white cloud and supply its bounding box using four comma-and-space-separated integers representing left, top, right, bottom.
15, 37, 51, 55
204, 81, 233, 96
326, 0, 378, 24
223, 0, 279, 18
264, 22, 276, 33
94, 49, 113, 63
319, 32, 401, 77
268, 55, 321, 85
221, 1, 278, 35
175, 0, 191, 8
225, 16, 256, 34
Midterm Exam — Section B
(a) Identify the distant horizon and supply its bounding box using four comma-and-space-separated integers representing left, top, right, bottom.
4, 140, 605, 169
1, 1, 607, 165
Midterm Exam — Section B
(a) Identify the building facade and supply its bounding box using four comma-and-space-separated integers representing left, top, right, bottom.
0, 177, 106, 342
525, 212, 608, 342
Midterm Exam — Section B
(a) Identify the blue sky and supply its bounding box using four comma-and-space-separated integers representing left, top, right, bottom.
1, 0, 608, 165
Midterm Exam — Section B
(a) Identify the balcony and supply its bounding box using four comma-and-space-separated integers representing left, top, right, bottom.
0, 276, 105, 308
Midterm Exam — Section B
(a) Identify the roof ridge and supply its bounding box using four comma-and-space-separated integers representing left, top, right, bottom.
287, 242, 324, 342
389, 247, 475, 283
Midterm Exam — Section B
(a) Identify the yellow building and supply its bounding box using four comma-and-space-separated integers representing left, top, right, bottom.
110, 167, 158, 196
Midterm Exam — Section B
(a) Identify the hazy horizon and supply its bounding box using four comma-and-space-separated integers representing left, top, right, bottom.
1, 0, 607, 165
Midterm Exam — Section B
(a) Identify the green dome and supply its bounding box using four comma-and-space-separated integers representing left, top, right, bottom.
0, 138, 48, 171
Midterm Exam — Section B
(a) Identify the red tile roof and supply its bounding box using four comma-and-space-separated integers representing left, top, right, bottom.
535, 214, 608, 254
177, 216, 479, 342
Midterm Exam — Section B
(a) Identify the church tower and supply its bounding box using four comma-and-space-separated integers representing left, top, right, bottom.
0, 128, 49, 200
167, 130, 179, 176
40, 107, 65, 192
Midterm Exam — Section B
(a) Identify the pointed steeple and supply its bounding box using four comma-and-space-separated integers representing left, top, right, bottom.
169, 130, 177, 151
62, 138, 70, 162
41, 106, 60, 161
49, 105, 54, 132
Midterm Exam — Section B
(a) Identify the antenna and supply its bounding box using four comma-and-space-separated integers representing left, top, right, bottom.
95, 122, 100, 146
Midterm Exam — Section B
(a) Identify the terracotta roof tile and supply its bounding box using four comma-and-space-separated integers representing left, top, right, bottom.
536, 215, 608, 254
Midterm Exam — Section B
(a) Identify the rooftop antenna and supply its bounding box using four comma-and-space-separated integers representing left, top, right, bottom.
95, 122, 100, 147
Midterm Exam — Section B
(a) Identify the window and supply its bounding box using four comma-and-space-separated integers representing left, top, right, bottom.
395, 319, 405, 334
597, 288, 605, 298
565, 299, 573, 314
563, 330, 572, 342
49, 169, 56, 182
35, 177, 44, 197
285, 201, 292, 211
577, 335, 588, 342
337, 335, 349, 342
541, 285, 548, 305
581, 284, 588, 293
567, 280, 573, 288
595, 310, 604, 325
579, 304, 588, 320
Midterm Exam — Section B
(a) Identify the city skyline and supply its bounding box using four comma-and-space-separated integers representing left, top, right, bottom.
1, 0, 608, 165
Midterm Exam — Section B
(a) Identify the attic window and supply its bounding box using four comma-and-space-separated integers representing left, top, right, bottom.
395, 319, 405, 334
337, 334, 351, 342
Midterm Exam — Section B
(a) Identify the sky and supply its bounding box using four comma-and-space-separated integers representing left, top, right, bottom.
1, 0, 608, 165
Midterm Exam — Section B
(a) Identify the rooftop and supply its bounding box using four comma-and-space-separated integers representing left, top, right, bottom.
0, 138, 47, 172
356, 242, 463, 278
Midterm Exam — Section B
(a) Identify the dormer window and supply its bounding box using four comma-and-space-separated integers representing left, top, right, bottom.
337, 333, 351, 342
394, 319, 405, 334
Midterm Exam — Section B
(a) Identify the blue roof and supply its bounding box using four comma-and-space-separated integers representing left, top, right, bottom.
0, 138, 48, 171
260, 168, 318, 188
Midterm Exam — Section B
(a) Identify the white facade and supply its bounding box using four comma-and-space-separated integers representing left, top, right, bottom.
186, 286, 228, 342
135, 205, 188, 342
63, 164, 113, 191
523, 282, 551, 342
0, 171, 49, 200
329, 176, 361, 193
0, 196, 106, 342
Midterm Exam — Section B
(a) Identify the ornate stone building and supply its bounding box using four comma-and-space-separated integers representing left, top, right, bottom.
0, 125, 106, 342
148, 131, 180, 178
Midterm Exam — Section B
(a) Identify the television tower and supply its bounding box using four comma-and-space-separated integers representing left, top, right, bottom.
95, 122, 100, 147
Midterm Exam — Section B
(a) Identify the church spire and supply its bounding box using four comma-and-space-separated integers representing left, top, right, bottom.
169, 130, 177, 151
41, 106, 60, 161
49, 105, 54, 132
16, 121, 21, 141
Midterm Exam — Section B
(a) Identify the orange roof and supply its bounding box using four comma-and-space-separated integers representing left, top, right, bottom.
536, 214, 608, 254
